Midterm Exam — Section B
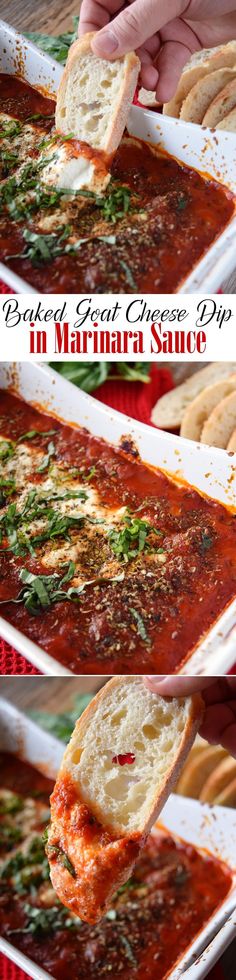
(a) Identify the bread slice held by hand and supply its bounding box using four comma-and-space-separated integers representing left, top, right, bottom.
56, 32, 140, 154
47, 676, 203, 924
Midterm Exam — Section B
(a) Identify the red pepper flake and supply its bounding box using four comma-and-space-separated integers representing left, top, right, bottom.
112, 753, 136, 766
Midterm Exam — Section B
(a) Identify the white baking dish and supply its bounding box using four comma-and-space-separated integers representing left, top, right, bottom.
0, 695, 236, 980
0, 360, 235, 677
0, 18, 236, 294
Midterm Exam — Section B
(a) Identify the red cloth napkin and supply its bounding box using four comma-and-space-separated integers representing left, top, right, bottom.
0, 365, 173, 675
0, 951, 226, 980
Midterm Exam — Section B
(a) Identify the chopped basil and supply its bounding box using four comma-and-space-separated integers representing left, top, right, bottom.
18, 429, 57, 442
96, 185, 132, 223
130, 608, 149, 643
120, 934, 137, 967
37, 440, 56, 472
0, 439, 15, 460
0, 561, 77, 615
46, 842, 76, 878
119, 259, 137, 291
0, 119, 22, 139
200, 531, 213, 553
109, 513, 161, 563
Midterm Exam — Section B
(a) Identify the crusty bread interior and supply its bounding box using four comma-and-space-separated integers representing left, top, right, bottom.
56, 32, 140, 154
61, 676, 203, 836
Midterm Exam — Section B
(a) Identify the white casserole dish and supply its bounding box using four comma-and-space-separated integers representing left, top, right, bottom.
0, 17, 236, 295
0, 360, 235, 676
0, 695, 236, 980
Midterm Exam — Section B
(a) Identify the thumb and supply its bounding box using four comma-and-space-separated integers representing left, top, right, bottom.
91, 0, 185, 58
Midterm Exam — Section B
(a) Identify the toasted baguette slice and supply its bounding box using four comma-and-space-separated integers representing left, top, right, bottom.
201, 390, 236, 447
151, 363, 236, 430
215, 776, 236, 807
163, 42, 236, 118
180, 68, 236, 124
200, 756, 236, 803
217, 106, 236, 131
203, 77, 236, 127
47, 676, 203, 923
56, 32, 140, 154
176, 745, 227, 799
180, 376, 236, 442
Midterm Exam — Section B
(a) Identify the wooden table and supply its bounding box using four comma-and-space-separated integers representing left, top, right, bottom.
0, 0, 80, 35
0, 675, 107, 712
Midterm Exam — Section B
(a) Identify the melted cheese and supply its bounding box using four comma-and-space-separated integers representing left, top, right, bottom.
0, 435, 126, 586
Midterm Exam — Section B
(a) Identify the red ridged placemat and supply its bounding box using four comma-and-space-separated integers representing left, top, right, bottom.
0, 951, 226, 980
0, 365, 173, 675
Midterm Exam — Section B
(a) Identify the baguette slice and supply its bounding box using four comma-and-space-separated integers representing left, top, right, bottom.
180, 376, 236, 442
180, 68, 236, 124
200, 756, 236, 803
163, 42, 236, 118
217, 107, 236, 131
151, 363, 236, 430
176, 745, 228, 798
47, 676, 203, 923
201, 390, 236, 447
56, 32, 140, 154
203, 77, 236, 128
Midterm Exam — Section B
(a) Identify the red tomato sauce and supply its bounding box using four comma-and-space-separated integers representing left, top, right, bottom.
0, 74, 234, 294
0, 390, 235, 674
0, 752, 232, 980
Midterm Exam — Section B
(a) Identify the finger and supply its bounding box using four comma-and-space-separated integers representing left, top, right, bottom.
200, 702, 236, 758
136, 34, 161, 61
140, 64, 159, 89
91, 0, 185, 58
79, 0, 122, 35
144, 676, 213, 697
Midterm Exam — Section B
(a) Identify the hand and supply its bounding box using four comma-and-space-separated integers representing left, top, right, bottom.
144, 676, 236, 758
79, 1, 236, 102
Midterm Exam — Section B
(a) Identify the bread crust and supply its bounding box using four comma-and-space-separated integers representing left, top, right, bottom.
56, 31, 140, 155
180, 68, 236, 124
163, 42, 236, 118
203, 77, 236, 127
60, 675, 204, 836
151, 363, 236, 429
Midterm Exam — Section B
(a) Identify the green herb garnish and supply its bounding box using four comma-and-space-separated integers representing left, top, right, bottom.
130, 608, 149, 642
109, 513, 160, 563
46, 842, 76, 878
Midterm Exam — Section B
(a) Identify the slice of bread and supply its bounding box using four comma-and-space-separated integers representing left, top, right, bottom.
56, 32, 140, 154
200, 390, 236, 447
217, 106, 236, 131
163, 42, 236, 118
203, 77, 236, 127
200, 756, 236, 803
176, 745, 228, 798
151, 363, 236, 430
47, 676, 203, 922
180, 376, 236, 442
180, 68, 236, 124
